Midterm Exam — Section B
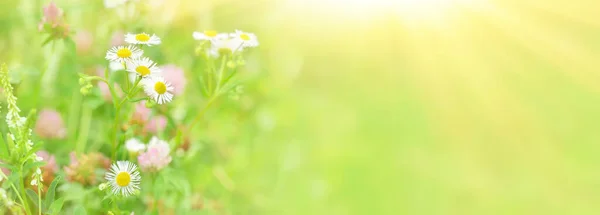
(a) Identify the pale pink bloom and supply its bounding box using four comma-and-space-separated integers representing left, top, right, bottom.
131, 102, 167, 133
64, 152, 110, 185
35, 109, 66, 139
75, 30, 94, 54
132, 101, 151, 124
144, 115, 167, 134
161, 64, 187, 95
98, 82, 122, 103
42, 1, 63, 26
110, 30, 125, 47
137, 137, 172, 172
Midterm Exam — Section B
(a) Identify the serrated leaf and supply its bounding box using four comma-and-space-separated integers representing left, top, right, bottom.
48, 197, 65, 215
26, 188, 40, 208
44, 176, 61, 210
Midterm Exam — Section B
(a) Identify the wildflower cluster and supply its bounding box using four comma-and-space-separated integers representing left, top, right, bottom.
103, 32, 175, 105
0, 64, 51, 215
1, 0, 262, 213
193, 29, 259, 59
191, 29, 258, 102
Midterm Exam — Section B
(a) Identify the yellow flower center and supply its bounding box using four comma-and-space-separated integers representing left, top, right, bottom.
205, 30, 218, 37
116, 172, 131, 187
116, 48, 132, 58
135, 34, 150, 42
240, 33, 250, 41
154, 82, 167, 94
135, 66, 151, 76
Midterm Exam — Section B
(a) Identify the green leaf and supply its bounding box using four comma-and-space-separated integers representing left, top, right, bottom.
41, 35, 54, 47
48, 197, 65, 215
73, 205, 87, 215
0, 162, 16, 172
63, 37, 77, 54
26, 188, 40, 208
23, 161, 45, 172
0, 133, 8, 158
44, 176, 61, 211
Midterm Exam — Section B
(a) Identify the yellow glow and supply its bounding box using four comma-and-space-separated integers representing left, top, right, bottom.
395, 0, 456, 20
287, 0, 482, 23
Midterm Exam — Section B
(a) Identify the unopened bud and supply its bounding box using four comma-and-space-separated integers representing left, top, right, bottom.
99, 183, 107, 191
227, 61, 236, 69
195, 46, 204, 56
79, 78, 86, 85
145, 99, 156, 108
80, 87, 90, 95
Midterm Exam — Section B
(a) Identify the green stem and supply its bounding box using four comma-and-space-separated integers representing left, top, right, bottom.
19, 171, 32, 215
0, 171, 27, 214
37, 182, 41, 215
215, 55, 228, 92
184, 95, 219, 140
207, 64, 213, 96
112, 103, 121, 160
112, 77, 142, 160
76, 107, 92, 153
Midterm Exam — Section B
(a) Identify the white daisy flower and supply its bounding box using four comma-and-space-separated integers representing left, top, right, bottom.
125, 138, 146, 153
231, 30, 259, 47
143, 77, 174, 104
126, 57, 161, 78
125, 33, 161, 46
105, 161, 141, 197
208, 38, 244, 58
106, 45, 143, 64
192, 30, 228, 41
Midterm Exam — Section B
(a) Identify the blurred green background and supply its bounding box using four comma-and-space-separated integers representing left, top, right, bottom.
2, 0, 600, 214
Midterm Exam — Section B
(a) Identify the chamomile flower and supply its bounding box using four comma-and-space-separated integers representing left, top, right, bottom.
125, 33, 161, 46
143, 77, 174, 104
231, 30, 259, 47
105, 45, 143, 63
126, 57, 161, 78
125, 138, 146, 153
208, 38, 244, 58
105, 161, 141, 197
192, 30, 228, 41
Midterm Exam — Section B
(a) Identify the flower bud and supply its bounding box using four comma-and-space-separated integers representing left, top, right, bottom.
145, 99, 156, 108
195, 46, 204, 56
99, 183, 107, 191
227, 61, 236, 69
79, 78, 86, 85
80, 87, 90, 95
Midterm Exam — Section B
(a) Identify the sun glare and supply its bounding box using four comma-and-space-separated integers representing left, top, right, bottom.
290, 0, 478, 23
